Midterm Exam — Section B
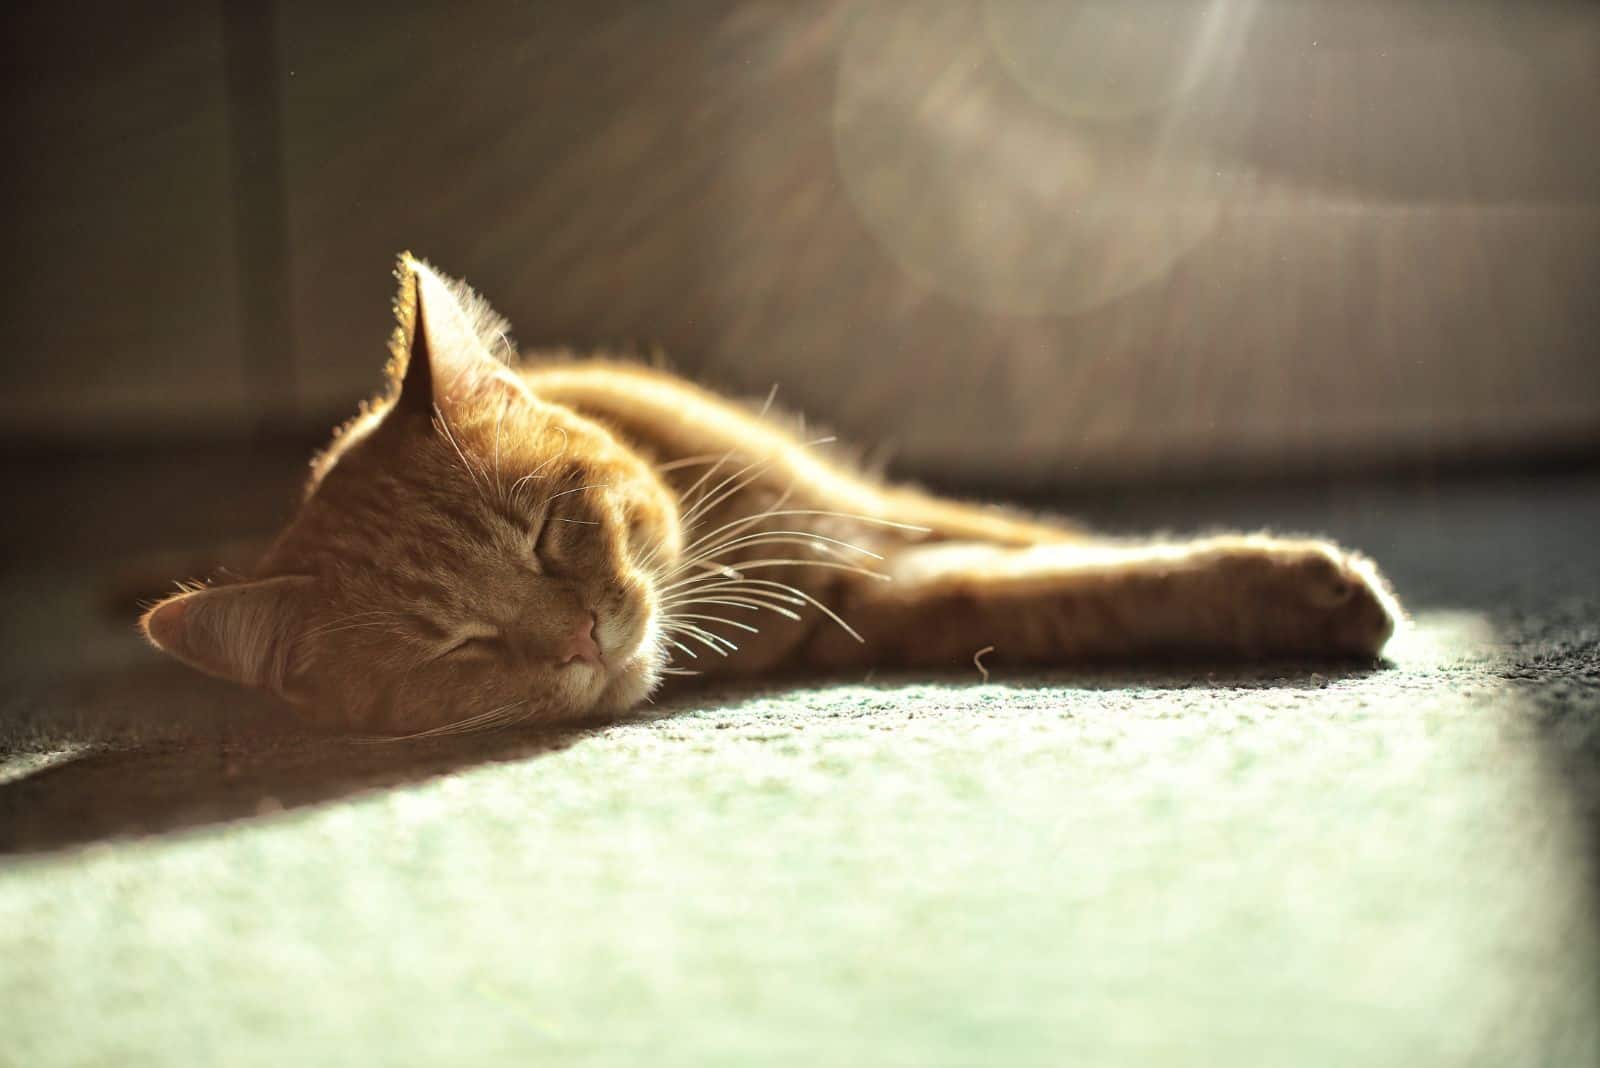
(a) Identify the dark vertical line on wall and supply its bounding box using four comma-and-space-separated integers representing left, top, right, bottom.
220, 0, 295, 437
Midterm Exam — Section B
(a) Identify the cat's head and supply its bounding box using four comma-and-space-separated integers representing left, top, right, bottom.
141, 256, 681, 734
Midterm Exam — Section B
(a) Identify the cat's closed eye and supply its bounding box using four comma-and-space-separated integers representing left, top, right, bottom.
536, 507, 600, 571
525, 516, 549, 571
440, 631, 502, 660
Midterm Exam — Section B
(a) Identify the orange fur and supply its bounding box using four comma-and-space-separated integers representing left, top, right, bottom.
141, 257, 1401, 735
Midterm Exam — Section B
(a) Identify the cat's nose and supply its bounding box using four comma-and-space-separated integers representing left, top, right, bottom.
560, 614, 602, 665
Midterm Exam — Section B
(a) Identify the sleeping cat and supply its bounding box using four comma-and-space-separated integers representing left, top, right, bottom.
141, 256, 1401, 736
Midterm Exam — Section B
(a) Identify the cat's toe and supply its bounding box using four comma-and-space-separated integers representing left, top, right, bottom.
1288, 547, 1398, 658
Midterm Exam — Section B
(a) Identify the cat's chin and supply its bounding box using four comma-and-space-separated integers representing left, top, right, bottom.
592, 646, 664, 717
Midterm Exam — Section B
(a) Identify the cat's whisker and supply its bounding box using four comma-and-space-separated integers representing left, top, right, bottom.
509, 427, 571, 509
439, 709, 522, 739
659, 585, 744, 604
450, 707, 515, 738
659, 635, 701, 660
689, 530, 883, 561
297, 615, 409, 642
658, 484, 915, 607
656, 568, 748, 595
654, 560, 755, 592
675, 447, 742, 513
688, 574, 867, 644
502, 701, 545, 733
718, 558, 890, 582
666, 612, 760, 635
298, 622, 405, 641
542, 426, 570, 462
659, 576, 782, 602
678, 458, 772, 533
667, 583, 804, 606
367, 700, 523, 743
663, 580, 807, 608
660, 617, 738, 644
690, 561, 746, 580
691, 509, 931, 550
758, 381, 781, 418
680, 484, 798, 556
655, 451, 734, 474
679, 453, 734, 500
538, 482, 611, 509
507, 472, 543, 506
674, 437, 843, 536
681, 450, 826, 537
635, 541, 673, 578
660, 621, 738, 655
678, 496, 799, 557
661, 631, 731, 658
417, 705, 511, 738
672, 440, 870, 554
672, 449, 830, 579
664, 598, 760, 613
668, 596, 803, 622
458, 699, 530, 735
657, 536, 883, 593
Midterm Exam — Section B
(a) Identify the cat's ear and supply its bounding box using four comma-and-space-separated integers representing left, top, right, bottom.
393, 264, 436, 416
391, 254, 521, 416
141, 575, 316, 696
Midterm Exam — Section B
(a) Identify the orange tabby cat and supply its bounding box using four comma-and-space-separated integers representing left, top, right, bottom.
141, 256, 1401, 735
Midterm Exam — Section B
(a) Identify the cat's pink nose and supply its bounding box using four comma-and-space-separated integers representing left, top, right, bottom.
560, 616, 602, 665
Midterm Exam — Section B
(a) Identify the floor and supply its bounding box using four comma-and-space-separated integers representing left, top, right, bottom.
2, 454, 1597, 1066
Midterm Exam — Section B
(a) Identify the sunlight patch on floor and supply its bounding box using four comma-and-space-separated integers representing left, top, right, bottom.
1384, 608, 1499, 670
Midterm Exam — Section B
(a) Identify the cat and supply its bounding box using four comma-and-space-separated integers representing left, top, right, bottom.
140, 255, 1401, 736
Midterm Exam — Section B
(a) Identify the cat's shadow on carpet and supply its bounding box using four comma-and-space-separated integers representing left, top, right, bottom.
0, 658, 1387, 857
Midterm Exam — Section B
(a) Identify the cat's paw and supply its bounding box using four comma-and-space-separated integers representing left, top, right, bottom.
1224, 542, 1400, 659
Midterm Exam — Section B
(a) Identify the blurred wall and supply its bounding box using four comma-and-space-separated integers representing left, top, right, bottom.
4, 0, 1597, 484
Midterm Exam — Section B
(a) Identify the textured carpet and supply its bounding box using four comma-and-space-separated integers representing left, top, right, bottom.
2, 471, 1597, 1066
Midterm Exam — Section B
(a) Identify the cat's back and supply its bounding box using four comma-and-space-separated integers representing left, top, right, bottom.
518, 356, 790, 459
518, 355, 716, 410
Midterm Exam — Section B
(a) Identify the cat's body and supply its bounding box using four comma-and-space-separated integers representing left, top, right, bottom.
142, 257, 1400, 735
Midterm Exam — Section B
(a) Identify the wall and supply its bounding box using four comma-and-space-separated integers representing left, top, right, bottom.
5, 1, 1597, 483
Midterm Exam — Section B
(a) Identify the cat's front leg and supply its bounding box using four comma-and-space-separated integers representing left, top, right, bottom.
804, 537, 1401, 670
1165, 538, 1400, 658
